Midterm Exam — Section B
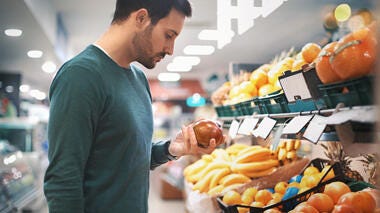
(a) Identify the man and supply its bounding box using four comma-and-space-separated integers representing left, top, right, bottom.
44, 0, 222, 212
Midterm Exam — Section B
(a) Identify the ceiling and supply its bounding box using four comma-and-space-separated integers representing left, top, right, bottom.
0, 0, 376, 98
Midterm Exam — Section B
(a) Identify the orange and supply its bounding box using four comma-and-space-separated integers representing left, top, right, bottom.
301, 43, 322, 63
222, 190, 242, 205
303, 166, 320, 176
288, 181, 300, 189
290, 202, 319, 213
263, 209, 281, 213
272, 193, 283, 201
250, 201, 265, 207
255, 189, 273, 205
356, 191, 376, 213
291, 59, 307, 72
229, 86, 241, 99
258, 84, 276, 97
331, 26, 377, 81
307, 193, 334, 212
332, 204, 363, 213
321, 165, 335, 181
237, 207, 249, 213
239, 81, 257, 97
323, 181, 351, 204
274, 182, 288, 194
315, 41, 342, 84
250, 69, 268, 89
300, 175, 320, 188
241, 187, 258, 205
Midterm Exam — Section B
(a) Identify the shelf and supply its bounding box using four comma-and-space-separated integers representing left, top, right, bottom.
218, 105, 376, 123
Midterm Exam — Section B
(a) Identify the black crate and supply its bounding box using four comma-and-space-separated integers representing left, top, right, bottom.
217, 158, 349, 213
257, 92, 289, 114
318, 76, 374, 109
236, 98, 261, 116
215, 105, 239, 117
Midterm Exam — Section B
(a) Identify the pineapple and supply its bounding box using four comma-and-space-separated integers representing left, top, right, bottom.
360, 153, 380, 185
320, 142, 364, 181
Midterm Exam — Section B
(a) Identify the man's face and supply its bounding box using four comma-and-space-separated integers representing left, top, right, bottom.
133, 9, 185, 69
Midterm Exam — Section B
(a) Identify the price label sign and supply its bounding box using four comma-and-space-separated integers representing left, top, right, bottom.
282, 115, 314, 134
237, 118, 259, 135
252, 117, 277, 139
303, 115, 327, 143
228, 119, 240, 139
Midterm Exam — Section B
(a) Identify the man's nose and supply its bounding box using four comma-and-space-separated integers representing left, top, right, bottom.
165, 41, 174, 56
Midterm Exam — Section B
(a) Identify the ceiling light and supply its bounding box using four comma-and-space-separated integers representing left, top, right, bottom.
184, 45, 215, 55
334, 4, 351, 22
20, 85, 30, 93
42, 61, 57, 73
167, 63, 192, 72
158, 73, 181, 82
4, 28, 22, 37
27, 50, 43, 58
29, 89, 46, 100
173, 56, 200, 66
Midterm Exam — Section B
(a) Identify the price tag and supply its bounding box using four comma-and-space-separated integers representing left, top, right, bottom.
303, 115, 327, 143
282, 115, 314, 134
237, 118, 259, 135
228, 119, 240, 139
252, 117, 277, 139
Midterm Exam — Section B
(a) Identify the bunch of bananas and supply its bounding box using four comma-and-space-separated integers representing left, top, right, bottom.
183, 144, 281, 196
272, 139, 301, 162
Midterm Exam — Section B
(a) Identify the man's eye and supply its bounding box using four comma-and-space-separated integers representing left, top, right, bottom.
166, 34, 173, 39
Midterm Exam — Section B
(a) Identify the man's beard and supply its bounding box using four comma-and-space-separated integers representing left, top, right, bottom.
133, 25, 165, 69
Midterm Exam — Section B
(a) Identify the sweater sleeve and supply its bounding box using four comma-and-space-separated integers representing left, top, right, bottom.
150, 141, 171, 170
44, 65, 105, 213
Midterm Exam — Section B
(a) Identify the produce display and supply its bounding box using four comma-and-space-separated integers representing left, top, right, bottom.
195, 8, 378, 213
183, 143, 303, 196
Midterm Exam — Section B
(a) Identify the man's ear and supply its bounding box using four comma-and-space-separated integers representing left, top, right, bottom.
135, 8, 151, 28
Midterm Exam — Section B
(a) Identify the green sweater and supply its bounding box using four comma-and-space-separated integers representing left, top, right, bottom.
44, 45, 170, 213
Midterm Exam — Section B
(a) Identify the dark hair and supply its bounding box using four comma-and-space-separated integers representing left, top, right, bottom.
112, 0, 192, 25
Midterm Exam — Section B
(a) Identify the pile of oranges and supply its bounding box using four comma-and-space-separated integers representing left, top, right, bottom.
290, 181, 378, 213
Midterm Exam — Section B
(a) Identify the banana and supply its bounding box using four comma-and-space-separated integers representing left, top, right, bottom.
184, 159, 207, 179
189, 161, 230, 183
239, 167, 277, 178
286, 150, 297, 160
221, 183, 244, 194
209, 168, 231, 190
231, 159, 279, 173
294, 139, 301, 150
278, 140, 286, 148
219, 173, 251, 186
237, 145, 263, 156
226, 143, 249, 155
286, 140, 295, 151
208, 185, 224, 197
201, 154, 214, 162
193, 169, 220, 193
277, 147, 287, 161
234, 147, 272, 164
211, 149, 231, 162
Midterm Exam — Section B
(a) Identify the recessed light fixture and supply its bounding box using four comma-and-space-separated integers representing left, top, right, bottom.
167, 63, 192, 72
20, 85, 30, 93
29, 89, 46, 100
42, 61, 57, 73
335, 3, 351, 22
27, 50, 43, 58
184, 45, 215, 55
4, 28, 23, 37
158, 73, 181, 82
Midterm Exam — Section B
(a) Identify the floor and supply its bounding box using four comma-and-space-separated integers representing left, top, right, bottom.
148, 169, 187, 213
34, 169, 186, 213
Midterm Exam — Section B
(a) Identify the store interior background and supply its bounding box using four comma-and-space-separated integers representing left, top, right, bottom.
0, 0, 379, 212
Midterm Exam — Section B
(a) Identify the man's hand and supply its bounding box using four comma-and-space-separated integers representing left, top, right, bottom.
168, 124, 225, 157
